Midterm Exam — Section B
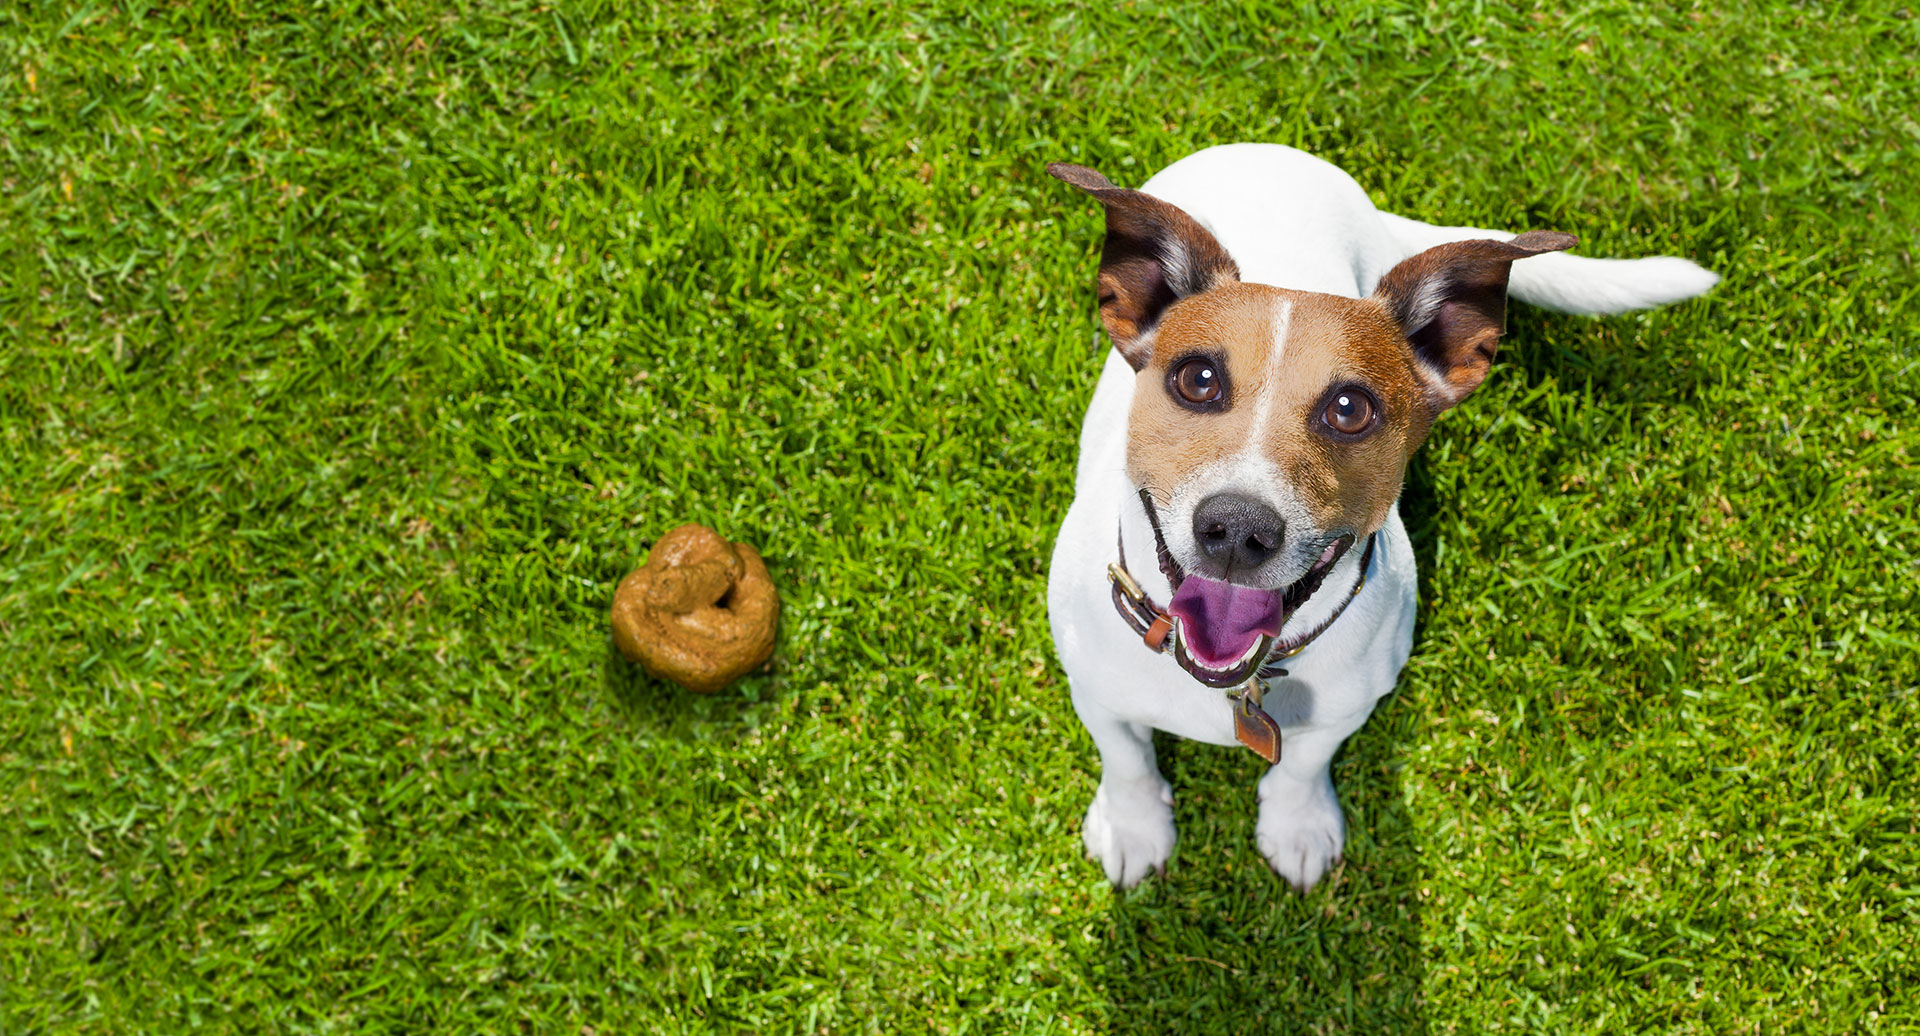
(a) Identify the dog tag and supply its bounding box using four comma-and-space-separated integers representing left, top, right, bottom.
1232, 682, 1282, 765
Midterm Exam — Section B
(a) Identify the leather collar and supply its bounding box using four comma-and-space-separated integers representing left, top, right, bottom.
1107, 490, 1376, 763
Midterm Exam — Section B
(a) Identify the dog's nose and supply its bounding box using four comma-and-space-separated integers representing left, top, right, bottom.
1192, 494, 1284, 572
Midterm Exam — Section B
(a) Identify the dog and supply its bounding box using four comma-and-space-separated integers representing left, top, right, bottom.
1046, 144, 1717, 890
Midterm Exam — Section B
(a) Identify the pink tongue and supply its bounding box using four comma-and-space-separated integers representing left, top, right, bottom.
1166, 576, 1288, 669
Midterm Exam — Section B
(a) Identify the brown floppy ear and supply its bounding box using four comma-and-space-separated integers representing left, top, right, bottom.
1048, 162, 1240, 369
1373, 231, 1577, 407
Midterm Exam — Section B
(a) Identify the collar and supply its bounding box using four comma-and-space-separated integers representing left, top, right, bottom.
1107, 489, 1376, 764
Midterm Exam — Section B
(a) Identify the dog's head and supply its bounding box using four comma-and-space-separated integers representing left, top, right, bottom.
1051, 162, 1573, 684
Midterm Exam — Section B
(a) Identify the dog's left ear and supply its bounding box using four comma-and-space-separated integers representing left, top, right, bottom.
1048, 162, 1240, 369
1373, 232, 1577, 408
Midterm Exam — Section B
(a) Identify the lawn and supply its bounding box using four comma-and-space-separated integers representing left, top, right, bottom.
3, 1, 1917, 1032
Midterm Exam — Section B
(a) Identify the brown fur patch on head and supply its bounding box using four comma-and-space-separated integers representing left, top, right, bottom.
1125, 284, 1441, 539
1268, 295, 1437, 533
1122, 283, 1274, 503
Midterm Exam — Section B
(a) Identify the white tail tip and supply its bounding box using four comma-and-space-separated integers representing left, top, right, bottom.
1507, 252, 1721, 315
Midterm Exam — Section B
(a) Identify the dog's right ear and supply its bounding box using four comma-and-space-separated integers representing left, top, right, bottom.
1048, 162, 1240, 369
1372, 231, 1577, 409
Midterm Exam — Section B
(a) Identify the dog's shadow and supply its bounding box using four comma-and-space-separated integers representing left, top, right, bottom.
1093, 705, 1428, 1035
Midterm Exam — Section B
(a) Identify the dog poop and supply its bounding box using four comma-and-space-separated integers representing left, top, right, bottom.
610, 523, 779, 693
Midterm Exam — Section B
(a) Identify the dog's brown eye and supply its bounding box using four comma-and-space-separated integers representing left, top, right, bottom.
1171, 358, 1223, 406
1324, 390, 1374, 435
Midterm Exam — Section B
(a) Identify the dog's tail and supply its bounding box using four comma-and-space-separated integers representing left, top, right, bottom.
1378, 212, 1719, 315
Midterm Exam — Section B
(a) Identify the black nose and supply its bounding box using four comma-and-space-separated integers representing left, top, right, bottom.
1192, 493, 1284, 572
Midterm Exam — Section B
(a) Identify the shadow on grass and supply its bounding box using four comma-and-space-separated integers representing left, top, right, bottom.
1093, 717, 1426, 1035
1507, 308, 1716, 409
599, 641, 781, 740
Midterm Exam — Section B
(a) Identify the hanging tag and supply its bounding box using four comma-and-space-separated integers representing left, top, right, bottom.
1231, 681, 1282, 764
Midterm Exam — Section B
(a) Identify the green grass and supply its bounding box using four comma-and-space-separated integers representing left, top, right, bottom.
3, 0, 1917, 1031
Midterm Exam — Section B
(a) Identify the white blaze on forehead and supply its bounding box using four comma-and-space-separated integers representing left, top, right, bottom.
1244, 297, 1293, 445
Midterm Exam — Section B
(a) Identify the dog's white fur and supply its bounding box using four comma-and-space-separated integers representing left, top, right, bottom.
1048, 144, 1718, 889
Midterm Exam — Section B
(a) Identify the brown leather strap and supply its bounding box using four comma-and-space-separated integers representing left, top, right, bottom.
1259, 533, 1376, 677
1143, 613, 1174, 652
1136, 489, 1185, 593
1110, 521, 1169, 648
1108, 575, 1149, 634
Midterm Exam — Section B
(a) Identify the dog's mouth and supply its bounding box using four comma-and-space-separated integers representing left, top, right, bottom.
1165, 535, 1354, 688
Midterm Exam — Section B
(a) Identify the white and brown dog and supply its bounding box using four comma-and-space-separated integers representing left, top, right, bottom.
1046, 144, 1716, 890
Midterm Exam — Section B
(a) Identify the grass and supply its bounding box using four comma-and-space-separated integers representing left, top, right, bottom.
3, 0, 1917, 1031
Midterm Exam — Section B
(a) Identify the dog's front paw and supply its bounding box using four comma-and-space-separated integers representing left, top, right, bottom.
1082, 780, 1176, 888
1256, 774, 1345, 892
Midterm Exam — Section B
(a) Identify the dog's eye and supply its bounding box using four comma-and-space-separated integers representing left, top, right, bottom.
1323, 390, 1375, 435
1171, 358, 1224, 406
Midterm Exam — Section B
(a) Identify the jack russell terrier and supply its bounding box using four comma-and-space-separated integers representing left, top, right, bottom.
1046, 144, 1717, 890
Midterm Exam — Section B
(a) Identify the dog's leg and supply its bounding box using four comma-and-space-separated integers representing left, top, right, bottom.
1254, 722, 1358, 892
1072, 685, 1176, 888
